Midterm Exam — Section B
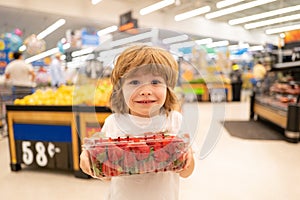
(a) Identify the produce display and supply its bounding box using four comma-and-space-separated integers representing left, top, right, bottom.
13, 78, 112, 106
84, 133, 189, 178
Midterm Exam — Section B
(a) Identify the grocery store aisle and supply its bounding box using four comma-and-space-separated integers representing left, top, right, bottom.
1, 102, 300, 200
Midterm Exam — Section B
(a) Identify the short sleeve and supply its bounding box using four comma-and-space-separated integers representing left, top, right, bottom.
4, 64, 11, 74
27, 63, 34, 72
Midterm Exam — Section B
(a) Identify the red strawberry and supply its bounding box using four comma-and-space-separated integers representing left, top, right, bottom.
123, 147, 137, 168
91, 162, 103, 177
95, 147, 107, 162
163, 141, 177, 155
154, 149, 170, 162
107, 144, 124, 163
102, 161, 123, 177
173, 154, 186, 171
139, 157, 156, 173
131, 144, 151, 161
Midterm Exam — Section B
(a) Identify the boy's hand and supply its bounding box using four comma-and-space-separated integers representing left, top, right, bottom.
79, 150, 94, 177
179, 147, 194, 178
183, 147, 193, 170
80, 150, 111, 180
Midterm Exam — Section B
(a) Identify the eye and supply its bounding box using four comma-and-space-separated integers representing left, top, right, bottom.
151, 80, 161, 85
129, 80, 140, 85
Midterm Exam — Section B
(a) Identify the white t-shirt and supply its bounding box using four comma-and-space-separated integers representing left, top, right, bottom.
102, 111, 183, 200
5, 60, 35, 87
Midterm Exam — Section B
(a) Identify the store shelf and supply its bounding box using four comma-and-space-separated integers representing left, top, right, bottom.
273, 61, 300, 69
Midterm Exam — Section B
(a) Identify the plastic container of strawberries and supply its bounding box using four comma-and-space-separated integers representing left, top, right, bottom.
83, 133, 190, 178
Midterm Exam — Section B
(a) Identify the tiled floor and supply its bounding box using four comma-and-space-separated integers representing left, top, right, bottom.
1, 102, 299, 200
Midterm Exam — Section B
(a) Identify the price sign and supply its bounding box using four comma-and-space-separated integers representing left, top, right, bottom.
16, 141, 71, 169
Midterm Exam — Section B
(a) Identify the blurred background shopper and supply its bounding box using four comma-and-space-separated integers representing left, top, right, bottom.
4, 51, 36, 100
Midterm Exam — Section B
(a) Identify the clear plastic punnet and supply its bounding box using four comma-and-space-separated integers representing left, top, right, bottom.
83, 132, 190, 178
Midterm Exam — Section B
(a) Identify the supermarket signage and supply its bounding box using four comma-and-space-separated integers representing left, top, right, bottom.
13, 123, 72, 169
16, 141, 71, 169
119, 11, 138, 32
81, 28, 99, 47
0, 38, 10, 74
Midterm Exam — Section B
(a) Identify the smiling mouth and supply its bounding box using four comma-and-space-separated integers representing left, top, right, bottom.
136, 100, 156, 104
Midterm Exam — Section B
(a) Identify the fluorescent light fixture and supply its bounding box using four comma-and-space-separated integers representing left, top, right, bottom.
248, 45, 264, 51
279, 33, 286, 38
174, 6, 211, 21
60, 54, 66, 60
206, 40, 229, 48
228, 43, 250, 50
245, 13, 300, 29
265, 23, 300, 34
71, 47, 95, 57
162, 34, 189, 44
169, 38, 213, 50
19, 45, 26, 52
170, 41, 196, 49
36, 19, 66, 40
97, 25, 118, 37
140, 0, 175, 15
91, 0, 103, 5
229, 5, 300, 25
195, 38, 213, 45
216, 0, 245, 9
229, 43, 249, 50
110, 31, 154, 47
205, 0, 276, 19
25, 43, 70, 63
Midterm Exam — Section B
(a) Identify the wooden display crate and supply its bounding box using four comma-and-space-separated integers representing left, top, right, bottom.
6, 105, 111, 178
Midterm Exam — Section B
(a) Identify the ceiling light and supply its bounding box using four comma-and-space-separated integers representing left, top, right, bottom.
229, 5, 300, 25
111, 31, 154, 47
19, 45, 27, 52
205, 0, 276, 19
195, 38, 213, 45
71, 47, 95, 57
216, 0, 245, 9
91, 0, 103, 5
174, 6, 211, 21
265, 23, 300, 34
206, 40, 229, 48
162, 34, 189, 44
140, 0, 175, 15
244, 13, 300, 29
25, 43, 70, 63
170, 41, 197, 50
36, 19, 66, 40
279, 33, 286, 38
229, 43, 249, 50
175, 0, 181, 6
248, 45, 264, 51
97, 25, 118, 37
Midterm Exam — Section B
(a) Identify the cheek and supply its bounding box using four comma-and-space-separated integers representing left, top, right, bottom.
158, 88, 167, 103
122, 87, 136, 104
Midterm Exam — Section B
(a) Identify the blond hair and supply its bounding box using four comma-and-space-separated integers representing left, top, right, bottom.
110, 45, 179, 114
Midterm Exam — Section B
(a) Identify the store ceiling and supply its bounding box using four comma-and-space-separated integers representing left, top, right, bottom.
0, 0, 299, 52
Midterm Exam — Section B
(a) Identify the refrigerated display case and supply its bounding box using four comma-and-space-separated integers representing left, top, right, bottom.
252, 61, 300, 142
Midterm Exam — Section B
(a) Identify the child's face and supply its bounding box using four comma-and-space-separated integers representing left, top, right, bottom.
122, 71, 167, 117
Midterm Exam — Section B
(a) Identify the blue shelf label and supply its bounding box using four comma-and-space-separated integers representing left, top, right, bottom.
13, 124, 72, 142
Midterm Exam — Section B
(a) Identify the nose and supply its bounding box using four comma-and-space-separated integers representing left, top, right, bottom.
139, 90, 152, 96
139, 85, 152, 96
